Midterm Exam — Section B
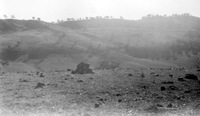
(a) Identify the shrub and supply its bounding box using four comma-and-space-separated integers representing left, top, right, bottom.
97, 60, 120, 70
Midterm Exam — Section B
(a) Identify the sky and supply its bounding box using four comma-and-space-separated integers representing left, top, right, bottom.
1, 0, 200, 22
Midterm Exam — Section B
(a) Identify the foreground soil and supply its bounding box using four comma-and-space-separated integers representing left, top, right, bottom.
1, 67, 200, 116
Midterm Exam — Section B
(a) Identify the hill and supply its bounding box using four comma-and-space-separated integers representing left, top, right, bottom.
0, 14, 200, 71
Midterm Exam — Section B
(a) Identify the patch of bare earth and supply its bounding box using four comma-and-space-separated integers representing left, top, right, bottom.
1, 68, 200, 116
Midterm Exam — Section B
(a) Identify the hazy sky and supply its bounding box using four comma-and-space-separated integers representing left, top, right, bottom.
1, 0, 200, 22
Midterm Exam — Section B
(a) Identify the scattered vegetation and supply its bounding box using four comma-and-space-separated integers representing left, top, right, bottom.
0, 19, 48, 34
0, 13, 200, 65
96, 60, 120, 70
0, 41, 26, 61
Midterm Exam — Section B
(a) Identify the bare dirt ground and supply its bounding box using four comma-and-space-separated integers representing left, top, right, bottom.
1, 67, 200, 116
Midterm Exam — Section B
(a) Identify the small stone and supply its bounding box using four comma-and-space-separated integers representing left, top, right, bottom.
77, 80, 83, 83
90, 77, 93, 79
161, 81, 174, 84
71, 70, 75, 74
19, 79, 28, 82
99, 98, 104, 102
166, 103, 173, 108
168, 86, 179, 91
36, 71, 40, 75
94, 103, 100, 108
184, 90, 191, 93
178, 78, 186, 82
128, 73, 133, 76
40, 73, 45, 77
116, 93, 122, 96
141, 73, 145, 77
161, 86, 166, 91
176, 97, 181, 100
118, 99, 122, 103
35, 83, 45, 89
156, 104, 164, 107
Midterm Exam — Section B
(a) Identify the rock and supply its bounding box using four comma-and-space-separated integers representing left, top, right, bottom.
161, 86, 166, 91
35, 82, 45, 89
19, 79, 28, 82
72, 62, 94, 74
167, 86, 179, 91
36, 71, 40, 75
71, 70, 75, 74
166, 103, 173, 108
184, 74, 198, 81
184, 90, 192, 93
118, 99, 122, 103
178, 78, 186, 82
90, 77, 93, 80
169, 74, 173, 77
156, 104, 164, 108
116, 93, 122, 96
94, 103, 100, 108
40, 73, 45, 77
141, 73, 145, 78
99, 98, 106, 103
161, 81, 174, 84
77, 80, 83, 83
128, 73, 133, 76
141, 85, 148, 89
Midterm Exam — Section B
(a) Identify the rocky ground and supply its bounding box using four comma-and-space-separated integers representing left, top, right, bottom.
0, 67, 200, 116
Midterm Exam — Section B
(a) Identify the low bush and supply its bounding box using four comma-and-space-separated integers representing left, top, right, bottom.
96, 60, 120, 70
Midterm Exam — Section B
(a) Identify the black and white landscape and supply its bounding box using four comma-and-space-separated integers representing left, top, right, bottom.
1, 8, 200, 116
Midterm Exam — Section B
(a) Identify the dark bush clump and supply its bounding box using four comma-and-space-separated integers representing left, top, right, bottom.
72, 62, 94, 74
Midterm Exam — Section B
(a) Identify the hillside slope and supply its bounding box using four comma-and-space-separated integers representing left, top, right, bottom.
0, 15, 200, 71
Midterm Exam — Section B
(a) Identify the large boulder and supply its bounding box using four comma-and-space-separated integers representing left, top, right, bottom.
72, 62, 94, 74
